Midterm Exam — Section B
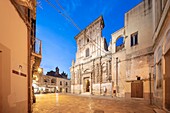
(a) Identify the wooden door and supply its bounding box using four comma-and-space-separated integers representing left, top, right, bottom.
131, 81, 143, 98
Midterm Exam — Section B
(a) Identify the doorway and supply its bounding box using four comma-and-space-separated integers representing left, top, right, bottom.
131, 81, 143, 98
86, 79, 90, 92
83, 77, 90, 93
165, 49, 170, 111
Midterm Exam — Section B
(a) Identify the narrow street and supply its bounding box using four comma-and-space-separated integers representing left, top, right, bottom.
33, 93, 155, 113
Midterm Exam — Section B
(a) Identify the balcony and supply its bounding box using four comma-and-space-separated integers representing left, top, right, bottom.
32, 38, 42, 56
31, 38, 42, 67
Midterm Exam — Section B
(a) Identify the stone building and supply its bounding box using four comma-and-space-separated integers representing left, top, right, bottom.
0, 0, 41, 113
152, 0, 170, 111
70, 1, 170, 112
33, 67, 71, 93
110, 0, 154, 99
40, 75, 71, 93
70, 16, 112, 96
56, 77, 71, 93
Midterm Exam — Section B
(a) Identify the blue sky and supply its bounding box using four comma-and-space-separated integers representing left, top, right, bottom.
36, 0, 142, 78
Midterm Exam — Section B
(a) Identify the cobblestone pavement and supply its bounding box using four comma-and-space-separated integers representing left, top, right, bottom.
32, 93, 155, 113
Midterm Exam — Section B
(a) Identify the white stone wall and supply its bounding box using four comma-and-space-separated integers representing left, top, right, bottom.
75, 16, 107, 65
71, 54, 112, 95
110, 0, 154, 99
152, 0, 170, 109
92, 84, 100, 95
72, 84, 81, 94
124, 0, 153, 54
40, 75, 71, 93
56, 77, 71, 93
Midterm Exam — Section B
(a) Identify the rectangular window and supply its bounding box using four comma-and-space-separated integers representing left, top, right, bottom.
60, 81, 62, 85
60, 88, 62, 92
66, 82, 68, 86
131, 32, 138, 46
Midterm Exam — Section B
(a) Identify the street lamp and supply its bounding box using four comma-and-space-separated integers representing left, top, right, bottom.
38, 67, 42, 73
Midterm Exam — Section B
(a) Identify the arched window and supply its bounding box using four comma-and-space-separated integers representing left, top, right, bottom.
85, 48, 89, 57
116, 36, 124, 52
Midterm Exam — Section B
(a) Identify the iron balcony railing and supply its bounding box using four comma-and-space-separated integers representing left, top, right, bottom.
32, 38, 42, 55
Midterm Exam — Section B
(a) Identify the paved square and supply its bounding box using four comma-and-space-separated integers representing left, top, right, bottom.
33, 93, 155, 113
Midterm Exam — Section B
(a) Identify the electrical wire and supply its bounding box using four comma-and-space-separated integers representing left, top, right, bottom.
55, 0, 108, 54
44, 0, 108, 54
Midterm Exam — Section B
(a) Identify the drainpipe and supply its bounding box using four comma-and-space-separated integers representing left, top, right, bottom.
90, 72, 92, 95
149, 73, 152, 105
91, 59, 94, 95
79, 64, 81, 94
100, 56, 102, 95
73, 66, 74, 94
116, 57, 118, 96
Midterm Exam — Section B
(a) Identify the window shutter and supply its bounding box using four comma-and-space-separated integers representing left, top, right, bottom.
131, 36, 133, 46
135, 33, 138, 45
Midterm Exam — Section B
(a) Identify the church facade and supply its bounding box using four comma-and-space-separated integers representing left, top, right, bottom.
70, 0, 155, 97
70, 16, 112, 95
71, 2, 170, 112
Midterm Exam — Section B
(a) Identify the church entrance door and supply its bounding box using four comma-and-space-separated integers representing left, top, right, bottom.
86, 79, 90, 92
83, 77, 90, 93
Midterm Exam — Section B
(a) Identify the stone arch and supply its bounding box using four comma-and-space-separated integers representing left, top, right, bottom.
115, 35, 125, 52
